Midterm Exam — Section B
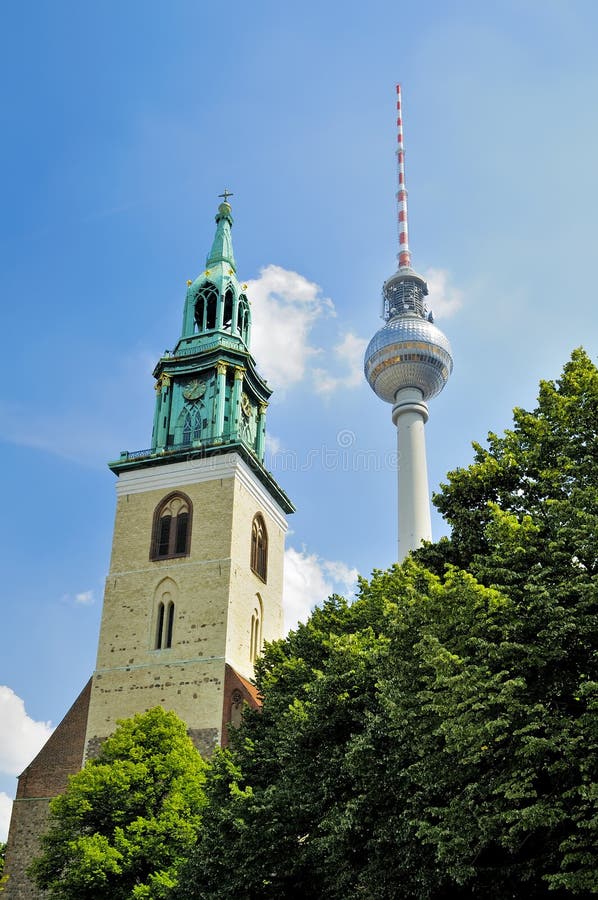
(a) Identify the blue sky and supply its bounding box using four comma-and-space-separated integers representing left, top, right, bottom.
2, 0, 598, 838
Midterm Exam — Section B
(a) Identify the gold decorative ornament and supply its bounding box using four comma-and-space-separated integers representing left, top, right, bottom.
241, 393, 251, 418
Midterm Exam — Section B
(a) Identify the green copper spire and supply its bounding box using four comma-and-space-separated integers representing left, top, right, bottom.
109, 193, 294, 515
206, 200, 236, 270
179, 195, 250, 347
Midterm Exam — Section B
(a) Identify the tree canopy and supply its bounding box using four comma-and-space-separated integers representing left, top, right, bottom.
29, 707, 208, 900
174, 349, 598, 899
27, 350, 598, 898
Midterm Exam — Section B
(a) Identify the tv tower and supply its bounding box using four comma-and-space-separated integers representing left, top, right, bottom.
364, 85, 453, 560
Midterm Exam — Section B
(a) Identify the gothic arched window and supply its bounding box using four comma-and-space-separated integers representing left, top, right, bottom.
250, 514, 268, 582
155, 596, 175, 649
182, 406, 202, 445
223, 286, 234, 330
250, 594, 263, 663
237, 294, 250, 342
150, 492, 192, 561
194, 282, 218, 333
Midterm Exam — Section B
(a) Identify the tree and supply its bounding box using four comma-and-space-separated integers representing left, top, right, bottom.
417, 347, 598, 582
175, 350, 598, 898
0, 841, 6, 893
29, 707, 208, 900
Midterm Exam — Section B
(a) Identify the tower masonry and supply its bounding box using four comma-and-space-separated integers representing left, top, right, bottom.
4, 196, 294, 899
85, 195, 294, 758
364, 86, 453, 559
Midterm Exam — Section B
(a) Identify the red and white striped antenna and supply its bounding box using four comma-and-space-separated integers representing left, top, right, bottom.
396, 84, 411, 269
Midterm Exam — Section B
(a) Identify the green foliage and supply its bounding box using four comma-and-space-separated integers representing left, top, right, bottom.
0, 841, 6, 893
29, 707, 208, 900
175, 350, 598, 898
418, 347, 598, 581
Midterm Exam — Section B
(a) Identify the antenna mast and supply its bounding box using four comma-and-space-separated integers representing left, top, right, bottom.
396, 84, 411, 270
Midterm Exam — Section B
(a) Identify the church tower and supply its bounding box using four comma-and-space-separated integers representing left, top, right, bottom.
4, 196, 293, 898
85, 194, 294, 756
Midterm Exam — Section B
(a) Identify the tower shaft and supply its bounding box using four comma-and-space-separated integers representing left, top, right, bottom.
392, 388, 432, 559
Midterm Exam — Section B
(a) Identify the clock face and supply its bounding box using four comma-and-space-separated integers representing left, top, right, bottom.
241, 392, 252, 418
182, 379, 206, 402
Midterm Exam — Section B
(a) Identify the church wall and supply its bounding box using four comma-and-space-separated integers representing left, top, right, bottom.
3, 681, 91, 900
3, 800, 50, 899
226, 476, 286, 681
84, 456, 287, 757
85, 474, 237, 755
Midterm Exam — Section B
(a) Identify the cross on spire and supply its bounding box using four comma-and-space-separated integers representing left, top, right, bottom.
219, 189, 234, 203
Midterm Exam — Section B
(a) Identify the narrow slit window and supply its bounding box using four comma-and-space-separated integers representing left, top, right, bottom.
155, 602, 165, 649
175, 512, 189, 555
165, 602, 175, 649
158, 516, 171, 557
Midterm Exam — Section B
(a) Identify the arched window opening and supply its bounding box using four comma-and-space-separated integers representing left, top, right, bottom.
223, 287, 234, 330
165, 601, 175, 649
250, 514, 268, 581
155, 602, 165, 649
157, 515, 172, 557
182, 406, 202, 445
194, 283, 218, 333
151, 492, 193, 560
194, 296, 204, 333
206, 294, 217, 330
152, 579, 178, 650
249, 594, 263, 663
238, 295, 250, 342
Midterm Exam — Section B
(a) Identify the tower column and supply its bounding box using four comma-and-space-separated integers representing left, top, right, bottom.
214, 362, 227, 440
231, 366, 245, 440
153, 374, 172, 451
392, 387, 431, 560
256, 402, 268, 461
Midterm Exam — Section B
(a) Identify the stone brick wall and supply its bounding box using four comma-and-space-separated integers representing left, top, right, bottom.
3, 800, 51, 900
84, 456, 286, 756
3, 681, 91, 899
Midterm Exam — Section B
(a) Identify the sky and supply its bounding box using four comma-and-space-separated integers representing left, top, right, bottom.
1, 0, 598, 840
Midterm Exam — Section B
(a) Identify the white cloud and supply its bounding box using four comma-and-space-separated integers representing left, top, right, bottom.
246, 264, 334, 391
74, 590, 95, 606
0, 687, 53, 778
313, 332, 368, 395
247, 265, 370, 396
0, 791, 12, 843
423, 267, 464, 318
283, 546, 358, 632
264, 433, 283, 456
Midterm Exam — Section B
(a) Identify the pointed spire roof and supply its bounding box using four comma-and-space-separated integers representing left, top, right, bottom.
206, 200, 236, 271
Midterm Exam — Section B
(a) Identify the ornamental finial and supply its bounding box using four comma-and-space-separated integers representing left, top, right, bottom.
218, 189, 234, 204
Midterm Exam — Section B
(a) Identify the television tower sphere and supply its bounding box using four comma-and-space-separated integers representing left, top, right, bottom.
364, 269, 453, 404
